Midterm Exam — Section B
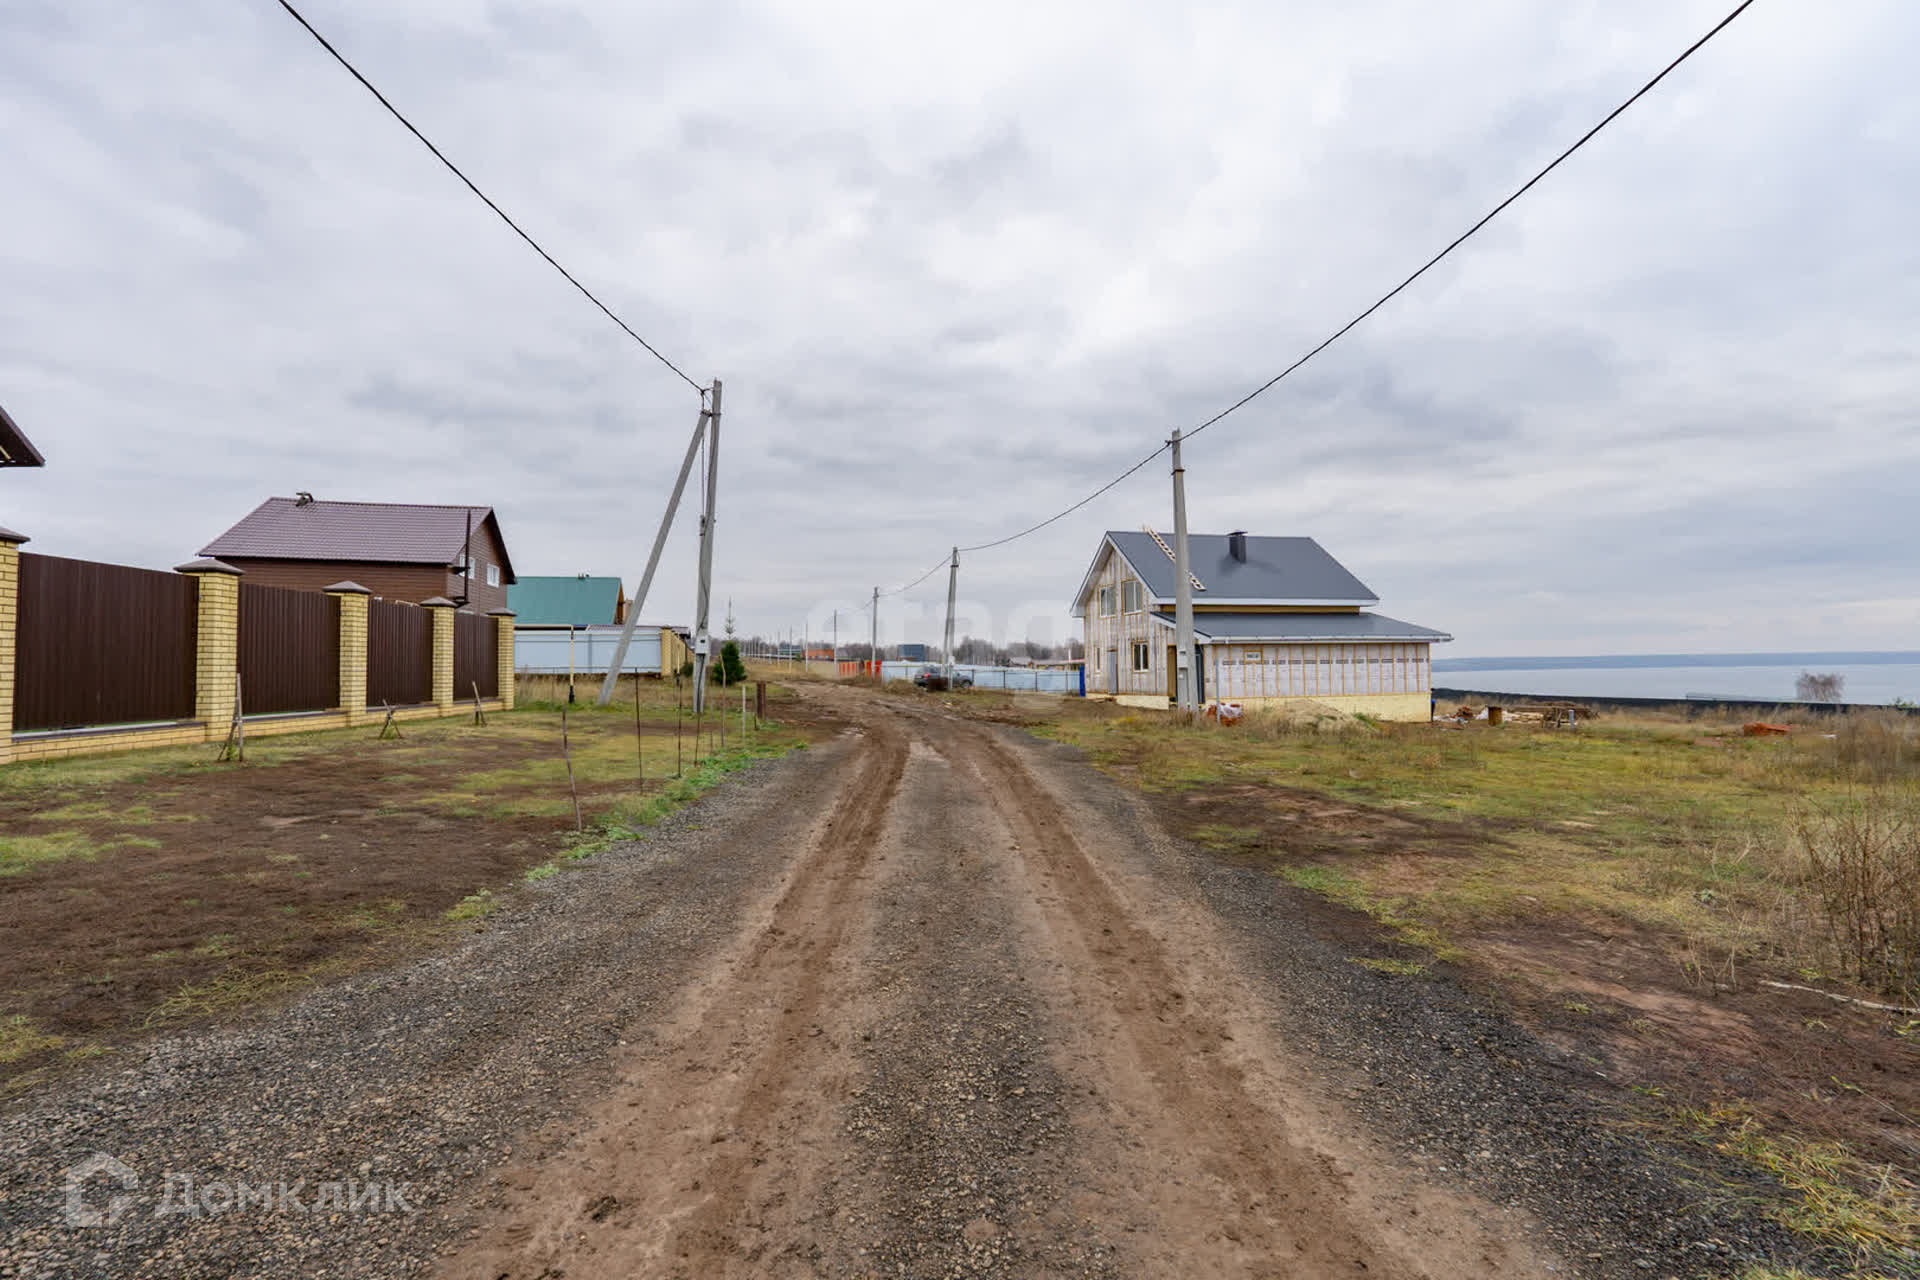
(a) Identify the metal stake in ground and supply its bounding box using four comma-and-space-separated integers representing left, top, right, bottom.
560, 703, 582, 832
633, 674, 644, 786
471, 681, 486, 726
219, 673, 246, 763
379, 699, 401, 740
675, 674, 684, 777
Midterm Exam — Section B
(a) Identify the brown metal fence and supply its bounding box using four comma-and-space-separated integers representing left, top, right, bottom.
238, 583, 340, 716
452, 611, 498, 700
366, 599, 432, 708
14, 553, 197, 732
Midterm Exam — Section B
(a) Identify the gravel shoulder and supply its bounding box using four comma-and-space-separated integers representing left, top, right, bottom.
0, 730, 857, 1279
3, 682, 1834, 1279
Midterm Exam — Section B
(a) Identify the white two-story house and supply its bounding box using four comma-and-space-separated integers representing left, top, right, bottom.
1071, 528, 1450, 721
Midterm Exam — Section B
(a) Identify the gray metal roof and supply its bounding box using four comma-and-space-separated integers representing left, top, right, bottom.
1104, 531, 1377, 605
1150, 610, 1452, 643
201, 497, 512, 580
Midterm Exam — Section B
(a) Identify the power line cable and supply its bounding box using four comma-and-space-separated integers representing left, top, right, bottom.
1183, 0, 1756, 445
925, 0, 1755, 567
271, 0, 704, 394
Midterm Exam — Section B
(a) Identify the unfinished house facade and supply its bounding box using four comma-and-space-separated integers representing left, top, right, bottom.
1071, 529, 1449, 721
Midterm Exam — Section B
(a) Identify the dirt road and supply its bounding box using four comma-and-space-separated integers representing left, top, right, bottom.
442, 687, 1551, 1278
14, 684, 1782, 1277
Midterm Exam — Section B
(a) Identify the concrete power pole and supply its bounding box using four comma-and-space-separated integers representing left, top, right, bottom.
942, 547, 959, 679
871, 586, 879, 674
691, 380, 722, 714
1170, 428, 1197, 716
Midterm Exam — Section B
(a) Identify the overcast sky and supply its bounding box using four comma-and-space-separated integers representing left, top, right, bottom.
4, 0, 1916, 656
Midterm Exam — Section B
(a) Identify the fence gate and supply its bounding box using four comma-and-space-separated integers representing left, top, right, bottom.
452, 610, 498, 700
14, 553, 198, 732
238, 583, 340, 716
366, 599, 432, 708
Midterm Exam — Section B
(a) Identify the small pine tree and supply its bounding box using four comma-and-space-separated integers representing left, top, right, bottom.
709, 640, 747, 685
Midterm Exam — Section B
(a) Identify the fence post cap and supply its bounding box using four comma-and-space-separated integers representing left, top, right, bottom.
420, 595, 456, 608
0, 526, 27, 545
322, 580, 371, 595
174, 556, 242, 576
487, 607, 517, 618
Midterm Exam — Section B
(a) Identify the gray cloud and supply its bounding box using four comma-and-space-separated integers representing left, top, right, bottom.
3, 0, 1917, 656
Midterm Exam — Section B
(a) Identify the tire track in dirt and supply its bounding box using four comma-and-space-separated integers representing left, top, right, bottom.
442, 718, 908, 1279
820, 733, 1120, 1277
917, 707, 1553, 1277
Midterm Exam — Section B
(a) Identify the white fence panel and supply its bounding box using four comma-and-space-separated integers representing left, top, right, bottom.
515, 626, 663, 675
880, 660, 1079, 694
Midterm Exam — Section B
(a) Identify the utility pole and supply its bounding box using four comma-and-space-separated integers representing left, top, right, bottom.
942, 546, 959, 680
1171, 428, 1197, 716
870, 586, 879, 675
597, 393, 712, 705
691, 380, 722, 715
832, 609, 838, 668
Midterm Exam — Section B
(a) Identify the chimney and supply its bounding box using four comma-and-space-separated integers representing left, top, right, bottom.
1228, 530, 1248, 563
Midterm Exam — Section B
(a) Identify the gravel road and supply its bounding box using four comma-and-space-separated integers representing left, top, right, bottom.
0, 686, 1811, 1277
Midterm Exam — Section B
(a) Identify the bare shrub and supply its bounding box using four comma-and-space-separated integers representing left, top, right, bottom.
1797, 671, 1845, 703
1792, 790, 1920, 997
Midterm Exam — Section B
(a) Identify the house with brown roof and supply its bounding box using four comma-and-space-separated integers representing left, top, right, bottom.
199, 494, 515, 611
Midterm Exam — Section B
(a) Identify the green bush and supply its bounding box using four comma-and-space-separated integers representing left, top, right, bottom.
708, 640, 748, 685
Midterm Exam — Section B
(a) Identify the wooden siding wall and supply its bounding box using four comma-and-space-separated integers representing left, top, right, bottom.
1206, 642, 1431, 700
14, 553, 198, 731
219, 551, 509, 613
237, 582, 340, 715
1081, 548, 1166, 696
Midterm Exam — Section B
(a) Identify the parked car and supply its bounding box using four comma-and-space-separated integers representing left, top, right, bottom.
912, 665, 973, 691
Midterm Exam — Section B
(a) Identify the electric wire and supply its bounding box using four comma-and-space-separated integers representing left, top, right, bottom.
272, 0, 704, 394
917, 0, 1757, 573
1181, 0, 1757, 446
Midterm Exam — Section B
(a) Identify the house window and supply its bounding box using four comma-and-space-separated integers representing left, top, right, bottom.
1121, 580, 1144, 614
1131, 641, 1151, 672
486, 563, 500, 588
1241, 647, 1261, 664
1098, 586, 1115, 617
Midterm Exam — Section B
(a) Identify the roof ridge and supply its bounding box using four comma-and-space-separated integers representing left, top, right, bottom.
268, 496, 492, 513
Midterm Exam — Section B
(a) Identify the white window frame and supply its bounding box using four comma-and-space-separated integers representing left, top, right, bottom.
1121, 580, 1144, 614
1098, 585, 1116, 617
484, 563, 500, 588
1131, 641, 1151, 672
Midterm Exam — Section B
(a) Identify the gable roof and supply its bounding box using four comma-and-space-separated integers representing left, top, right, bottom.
508, 576, 625, 627
200, 497, 515, 582
0, 403, 44, 467
1074, 531, 1377, 612
1148, 609, 1450, 643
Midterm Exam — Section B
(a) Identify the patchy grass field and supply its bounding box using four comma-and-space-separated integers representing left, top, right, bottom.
942, 690, 1920, 1273
0, 675, 822, 1092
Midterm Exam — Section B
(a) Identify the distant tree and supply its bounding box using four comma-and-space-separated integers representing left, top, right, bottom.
954, 636, 997, 664
1797, 671, 1845, 703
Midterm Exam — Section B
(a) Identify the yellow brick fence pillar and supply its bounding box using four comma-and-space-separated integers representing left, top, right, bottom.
489, 608, 516, 710
424, 597, 456, 713
326, 581, 370, 725
175, 557, 243, 741
0, 527, 27, 766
